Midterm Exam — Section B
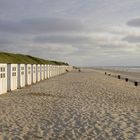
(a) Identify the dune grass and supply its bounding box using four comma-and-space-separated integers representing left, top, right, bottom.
0, 52, 68, 65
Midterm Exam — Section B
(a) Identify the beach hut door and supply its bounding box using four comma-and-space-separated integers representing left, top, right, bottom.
21, 67, 25, 86
0, 67, 7, 94
12, 67, 17, 90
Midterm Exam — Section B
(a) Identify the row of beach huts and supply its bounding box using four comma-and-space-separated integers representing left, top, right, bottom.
0, 63, 73, 95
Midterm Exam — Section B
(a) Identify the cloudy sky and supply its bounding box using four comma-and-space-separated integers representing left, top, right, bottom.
0, 0, 140, 66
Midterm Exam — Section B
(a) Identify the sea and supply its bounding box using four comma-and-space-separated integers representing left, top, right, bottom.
96, 66, 140, 73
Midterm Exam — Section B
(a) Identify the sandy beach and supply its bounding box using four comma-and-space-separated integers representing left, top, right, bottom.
0, 69, 140, 139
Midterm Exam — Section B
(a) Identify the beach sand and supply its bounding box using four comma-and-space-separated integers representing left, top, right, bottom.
0, 69, 140, 139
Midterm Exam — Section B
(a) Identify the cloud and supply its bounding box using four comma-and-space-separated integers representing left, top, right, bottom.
33, 34, 93, 45
0, 18, 87, 34
26, 43, 79, 64
0, 1, 140, 66
127, 17, 140, 27
0, 39, 12, 45
98, 40, 140, 55
123, 35, 140, 43
0, 44, 32, 54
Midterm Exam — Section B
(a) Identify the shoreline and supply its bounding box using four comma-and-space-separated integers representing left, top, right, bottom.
92, 67, 140, 82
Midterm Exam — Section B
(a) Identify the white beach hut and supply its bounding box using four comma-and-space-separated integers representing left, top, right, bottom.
48, 65, 52, 78
37, 64, 41, 82
44, 64, 47, 79
46, 65, 49, 79
53, 65, 56, 76
32, 64, 37, 83
49, 65, 52, 78
55, 65, 57, 76
7, 64, 18, 91
26, 64, 32, 85
0, 64, 7, 94
57, 65, 59, 76
59, 66, 61, 75
51, 65, 54, 77
18, 64, 25, 88
41, 64, 44, 80
53, 65, 55, 77
52, 65, 55, 77
57, 65, 60, 75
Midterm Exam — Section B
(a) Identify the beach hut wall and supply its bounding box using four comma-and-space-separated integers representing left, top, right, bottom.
41, 64, 45, 80
7, 64, 18, 91
26, 64, 32, 85
46, 65, 50, 78
18, 64, 25, 88
49, 65, 52, 78
32, 64, 37, 83
56, 66, 58, 76
51, 65, 55, 77
55, 66, 58, 76
37, 64, 41, 82
0, 64, 7, 94
44, 65, 47, 79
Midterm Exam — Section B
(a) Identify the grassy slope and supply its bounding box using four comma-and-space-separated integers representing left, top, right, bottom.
0, 52, 68, 65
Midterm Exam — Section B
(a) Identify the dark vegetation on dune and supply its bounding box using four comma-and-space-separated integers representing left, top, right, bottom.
0, 52, 69, 65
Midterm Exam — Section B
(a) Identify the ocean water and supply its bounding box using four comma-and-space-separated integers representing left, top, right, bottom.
95, 66, 140, 82
97, 66, 140, 72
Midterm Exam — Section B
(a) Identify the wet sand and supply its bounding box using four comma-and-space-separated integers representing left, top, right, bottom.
0, 69, 140, 140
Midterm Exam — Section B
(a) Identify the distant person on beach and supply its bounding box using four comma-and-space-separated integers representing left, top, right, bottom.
78, 69, 81, 72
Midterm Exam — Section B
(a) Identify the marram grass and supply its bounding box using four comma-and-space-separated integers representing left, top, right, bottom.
0, 52, 68, 65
